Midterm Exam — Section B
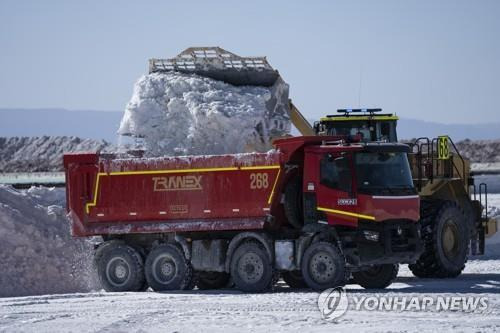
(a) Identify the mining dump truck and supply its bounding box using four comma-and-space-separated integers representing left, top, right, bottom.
64, 135, 422, 292
314, 109, 496, 278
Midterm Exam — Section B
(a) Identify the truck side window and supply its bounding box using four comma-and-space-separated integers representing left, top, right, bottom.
320, 155, 352, 193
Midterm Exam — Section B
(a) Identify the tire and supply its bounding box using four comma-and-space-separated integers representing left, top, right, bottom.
94, 239, 124, 265
282, 270, 308, 289
409, 201, 468, 278
131, 244, 149, 291
196, 272, 230, 290
230, 241, 273, 293
352, 264, 399, 289
301, 241, 347, 291
145, 244, 193, 291
96, 243, 145, 292
283, 175, 303, 229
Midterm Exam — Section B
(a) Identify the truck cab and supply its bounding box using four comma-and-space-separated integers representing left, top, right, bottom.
274, 136, 422, 286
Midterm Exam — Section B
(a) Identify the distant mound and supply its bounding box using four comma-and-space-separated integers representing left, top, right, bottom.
0, 136, 113, 173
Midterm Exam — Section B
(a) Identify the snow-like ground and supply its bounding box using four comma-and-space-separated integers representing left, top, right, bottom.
0, 192, 498, 332
0, 262, 499, 332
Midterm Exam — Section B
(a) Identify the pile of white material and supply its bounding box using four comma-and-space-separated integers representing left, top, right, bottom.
118, 72, 291, 156
0, 185, 98, 297
0, 136, 113, 172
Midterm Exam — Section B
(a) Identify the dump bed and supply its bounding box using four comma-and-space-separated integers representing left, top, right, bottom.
64, 151, 282, 237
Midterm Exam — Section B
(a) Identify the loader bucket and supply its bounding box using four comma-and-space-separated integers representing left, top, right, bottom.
149, 47, 280, 87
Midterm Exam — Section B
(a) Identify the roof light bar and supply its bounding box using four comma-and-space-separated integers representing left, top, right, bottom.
337, 108, 382, 114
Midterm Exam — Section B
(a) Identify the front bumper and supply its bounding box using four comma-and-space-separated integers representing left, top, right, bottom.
347, 219, 423, 266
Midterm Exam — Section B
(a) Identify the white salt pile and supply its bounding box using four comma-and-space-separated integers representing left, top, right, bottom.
118, 72, 291, 156
0, 185, 99, 297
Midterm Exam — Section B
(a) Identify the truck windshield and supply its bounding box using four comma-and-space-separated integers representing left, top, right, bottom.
326, 121, 397, 142
355, 152, 415, 195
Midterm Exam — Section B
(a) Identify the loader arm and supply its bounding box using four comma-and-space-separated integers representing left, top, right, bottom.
288, 101, 315, 136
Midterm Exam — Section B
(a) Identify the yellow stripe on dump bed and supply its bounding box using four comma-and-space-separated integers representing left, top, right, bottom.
85, 165, 281, 214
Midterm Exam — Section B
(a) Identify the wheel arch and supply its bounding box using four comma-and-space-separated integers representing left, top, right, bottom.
296, 224, 341, 268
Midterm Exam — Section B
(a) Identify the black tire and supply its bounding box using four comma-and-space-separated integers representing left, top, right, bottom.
145, 244, 193, 291
282, 270, 308, 289
196, 272, 230, 290
352, 264, 399, 289
96, 243, 145, 292
283, 175, 303, 229
94, 239, 124, 265
131, 244, 149, 291
409, 201, 468, 278
301, 241, 347, 291
230, 241, 273, 293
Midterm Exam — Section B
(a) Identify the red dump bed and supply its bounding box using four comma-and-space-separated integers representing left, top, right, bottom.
64, 151, 284, 236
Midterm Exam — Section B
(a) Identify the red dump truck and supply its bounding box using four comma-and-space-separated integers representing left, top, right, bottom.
64, 136, 422, 292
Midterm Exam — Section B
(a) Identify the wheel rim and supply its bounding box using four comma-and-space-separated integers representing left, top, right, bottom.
309, 251, 336, 284
152, 254, 177, 284
237, 252, 264, 284
106, 257, 131, 287
442, 219, 460, 260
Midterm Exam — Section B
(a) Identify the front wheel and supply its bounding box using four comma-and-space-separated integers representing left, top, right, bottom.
409, 201, 468, 278
301, 242, 346, 291
352, 264, 399, 289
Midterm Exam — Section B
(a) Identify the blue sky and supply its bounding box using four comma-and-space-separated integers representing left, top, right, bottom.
0, 0, 499, 124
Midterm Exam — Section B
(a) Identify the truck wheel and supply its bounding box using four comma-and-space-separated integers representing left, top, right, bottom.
301, 242, 346, 291
145, 244, 193, 291
283, 175, 303, 229
96, 243, 145, 292
230, 241, 273, 292
352, 264, 399, 289
282, 271, 307, 289
131, 244, 149, 291
196, 272, 230, 290
409, 201, 468, 278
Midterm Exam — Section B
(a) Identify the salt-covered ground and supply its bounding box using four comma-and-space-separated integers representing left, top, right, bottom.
0, 262, 499, 332
0, 188, 498, 332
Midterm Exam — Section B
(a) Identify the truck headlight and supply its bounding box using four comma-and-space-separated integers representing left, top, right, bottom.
363, 230, 379, 242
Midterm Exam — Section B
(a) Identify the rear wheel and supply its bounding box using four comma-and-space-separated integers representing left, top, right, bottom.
282, 271, 307, 289
96, 243, 145, 292
145, 244, 193, 291
352, 264, 399, 289
197, 272, 230, 290
409, 201, 468, 278
301, 242, 346, 291
230, 241, 273, 292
